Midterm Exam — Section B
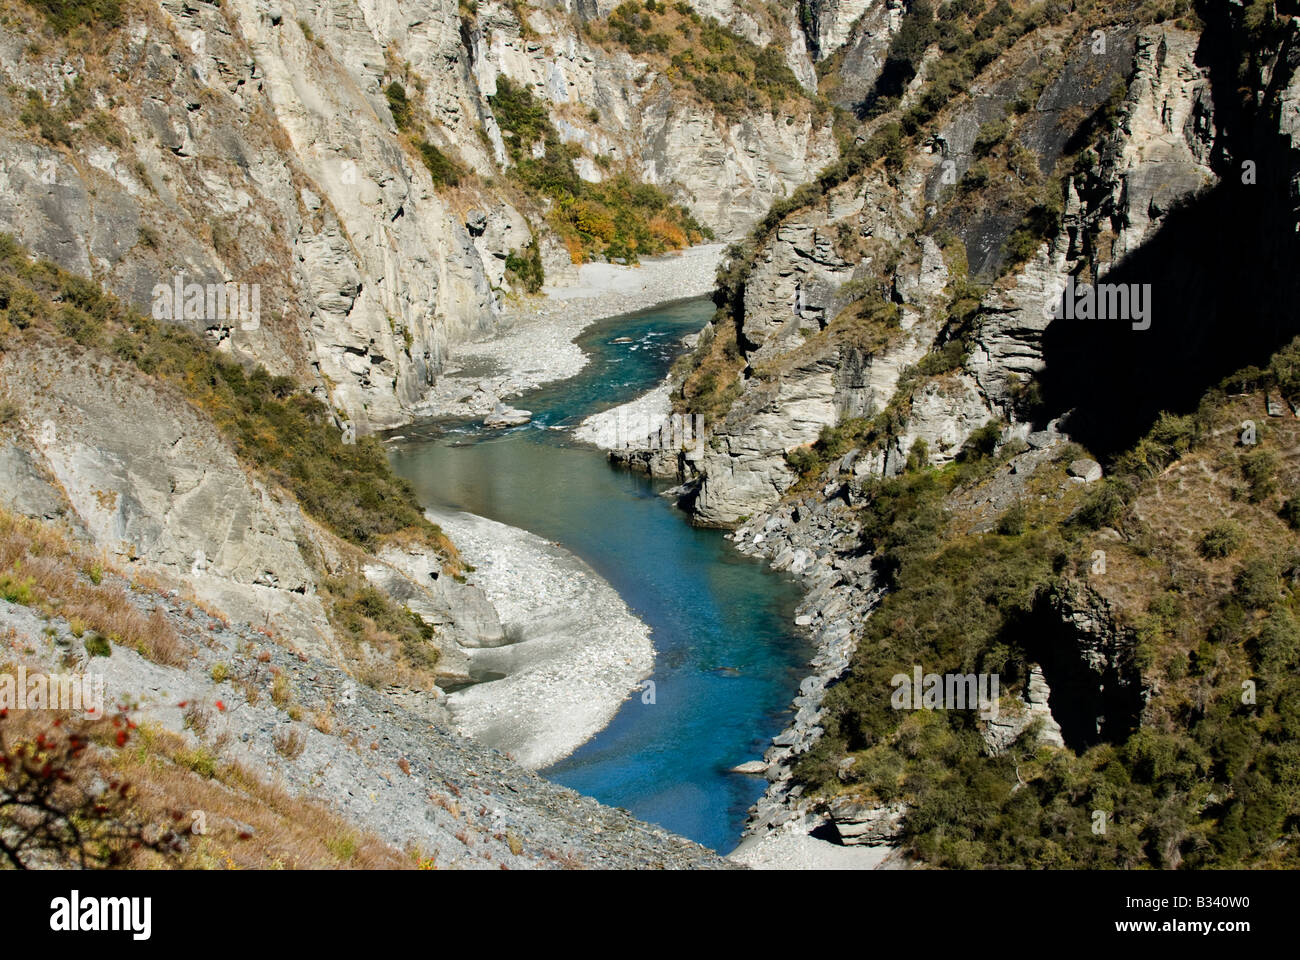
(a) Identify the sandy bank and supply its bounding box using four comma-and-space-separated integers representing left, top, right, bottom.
429, 507, 654, 770
417, 244, 724, 421
729, 829, 904, 870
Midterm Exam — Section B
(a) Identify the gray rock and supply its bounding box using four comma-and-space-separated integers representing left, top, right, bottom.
826, 796, 907, 845
1068, 459, 1103, 483
484, 404, 532, 428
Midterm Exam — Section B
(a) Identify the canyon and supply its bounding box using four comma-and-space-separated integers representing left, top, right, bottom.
2, 0, 1299, 871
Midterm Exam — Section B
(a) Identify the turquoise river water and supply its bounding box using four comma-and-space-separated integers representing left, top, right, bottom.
387, 297, 809, 854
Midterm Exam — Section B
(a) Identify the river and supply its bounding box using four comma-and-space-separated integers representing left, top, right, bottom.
388, 297, 809, 854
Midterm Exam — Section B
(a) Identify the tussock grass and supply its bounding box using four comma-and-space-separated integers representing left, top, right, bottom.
0, 506, 188, 666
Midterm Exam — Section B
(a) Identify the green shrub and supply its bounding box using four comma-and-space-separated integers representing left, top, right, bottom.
504, 239, 544, 293
1071, 480, 1126, 530
21, 0, 122, 35
1201, 521, 1245, 559
489, 76, 553, 160
1234, 558, 1280, 610
784, 446, 820, 477
996, 502, 1027, 536
958, 421, 1000, 462
1240, 448, 1279, 503
384, 82, 414, 132
83, 633, 111, 657
0, 569, 37, 605
973, 118, 1009, 156
174, 745, 218, 778
905, 437, 930, 473
415, 140, 462, 187
1279, 495, 1300, 530
18, 90, 76, 146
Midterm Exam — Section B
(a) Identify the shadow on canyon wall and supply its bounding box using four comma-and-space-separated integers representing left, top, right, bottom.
1041, 7, 1300, 460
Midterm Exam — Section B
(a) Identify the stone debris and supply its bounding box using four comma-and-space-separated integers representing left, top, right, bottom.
0, 587, 727, 870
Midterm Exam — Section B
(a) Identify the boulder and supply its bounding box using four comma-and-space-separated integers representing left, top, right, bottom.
484, 404, 532, 428
826, 796, 907, 845
1068, 459, 1103, 483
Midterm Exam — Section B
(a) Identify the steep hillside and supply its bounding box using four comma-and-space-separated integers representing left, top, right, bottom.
0, 0, 835, 430
0, 234, 730, 868
675, 0, 1247, 526
649, 0, 1300, 867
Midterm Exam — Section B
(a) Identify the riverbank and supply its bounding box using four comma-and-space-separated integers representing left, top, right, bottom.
428, 506, 654, 771
416, 244, 725, 422
389, 293, 810, 851
729, 828, 902, 870
582, 361, 907, 866
723, 491, 906, 868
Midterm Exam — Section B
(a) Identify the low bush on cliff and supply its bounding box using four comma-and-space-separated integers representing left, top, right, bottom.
382, 76, 466, 192
325, 576, 442, 689
0, 235, 458, 565
0, 507, 188, 666
505, 238, 545, 293
20, 0, 122, 35
416, 140, 463, 188
670, 310, 744, 421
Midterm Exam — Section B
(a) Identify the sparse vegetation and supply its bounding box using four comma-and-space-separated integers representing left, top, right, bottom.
0, 236, 460, 567
272, 726, 306, 759
600, 1, 813, 119
504, 237, 545, 293
325, 573, 440, 689
489, 77, 711, 264
415, 139, 463, 187
383, 77, 465, 192
792, 354, 1300, 868
0, 507, 186, 666
20, 0, 122, 35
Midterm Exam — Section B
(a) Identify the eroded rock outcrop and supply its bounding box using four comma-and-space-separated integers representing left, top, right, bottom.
678, 23, 1219, 528
0, 0, 837, 433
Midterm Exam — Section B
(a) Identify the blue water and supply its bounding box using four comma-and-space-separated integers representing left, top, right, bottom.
387, 297, 809, 853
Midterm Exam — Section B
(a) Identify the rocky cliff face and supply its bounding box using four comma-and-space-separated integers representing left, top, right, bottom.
666, 1, 1300, 864
0, 0, 835, 431
967, 26, 1215, 413
0, 336, 501, 681
679, 16, 1223, 528
469, 1, 835, 243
